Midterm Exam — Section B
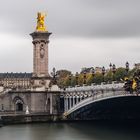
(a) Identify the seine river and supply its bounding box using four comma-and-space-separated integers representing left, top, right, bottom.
0, 121, 140, 140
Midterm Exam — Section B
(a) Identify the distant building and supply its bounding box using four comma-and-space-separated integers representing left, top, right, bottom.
81, 67, 103, 74
95, 67, 102, 73
134, 63, 140, 69
81, 67, 92, 74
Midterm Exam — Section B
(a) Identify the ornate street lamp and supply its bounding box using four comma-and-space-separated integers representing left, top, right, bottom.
51, 67, 57, 84
91, 67, 95, 77
69, 74, 72, 86
102, 66, 105, 82
125, 61, 129, 75
83, 71, 87, 85
109, 63, 112, 70
90, 67, 95, 83
52, 67, 56, 77
112, 64, 116, 81
75, 72, 79, 86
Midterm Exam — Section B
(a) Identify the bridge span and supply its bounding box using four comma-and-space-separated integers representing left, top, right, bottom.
61, 83, 140, 120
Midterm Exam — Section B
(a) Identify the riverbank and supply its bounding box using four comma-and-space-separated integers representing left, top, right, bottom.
2, 113, 140, 126
0, 114, 62, 125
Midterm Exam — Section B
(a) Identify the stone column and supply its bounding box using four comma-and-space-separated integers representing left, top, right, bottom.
64, 97, 68, 112
69, 96, 71, 109
73, 96, 75, 107
30, 32, 52, 77
79, 94, 82, 102
76, 96, 79, 104
50, 94, 52, 114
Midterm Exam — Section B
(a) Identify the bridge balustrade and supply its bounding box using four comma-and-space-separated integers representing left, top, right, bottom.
65, 83, 123, 92
62, 83, 125, 114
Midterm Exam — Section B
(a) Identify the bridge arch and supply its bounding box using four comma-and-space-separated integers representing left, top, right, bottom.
63, 83, 140, 120
66, 95, 140, 120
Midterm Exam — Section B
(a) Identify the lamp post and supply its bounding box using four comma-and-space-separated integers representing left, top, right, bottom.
125, 61, 129, 76
91, 67, 95, 76
69, 74, 72, 87
109, 63, 112, 71
75, 72, 79, 86
102, 66, 105, 82
83, 71, 87, 85
91, 67, 95, 83
50, 67, 58, 85
112, 64, 116, 81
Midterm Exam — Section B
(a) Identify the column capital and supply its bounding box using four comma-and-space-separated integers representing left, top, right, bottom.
30, 31, 52, 40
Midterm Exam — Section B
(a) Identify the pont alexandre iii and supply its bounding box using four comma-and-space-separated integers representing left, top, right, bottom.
0, 13, 62, 121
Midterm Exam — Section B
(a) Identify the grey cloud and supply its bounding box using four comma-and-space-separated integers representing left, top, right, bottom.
1, 0, 140, 73
0, 0, 140, 38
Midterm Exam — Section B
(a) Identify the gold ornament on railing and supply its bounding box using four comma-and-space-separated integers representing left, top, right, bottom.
36, 12, 47, 32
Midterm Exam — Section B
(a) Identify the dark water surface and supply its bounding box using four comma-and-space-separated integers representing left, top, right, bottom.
0, 121, 140, 140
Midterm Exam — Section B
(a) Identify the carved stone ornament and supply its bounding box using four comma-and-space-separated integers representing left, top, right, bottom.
39, 80, 46, 86
30, 79, 34, 86
40, 45, 45, 58
0, 80, 3, 86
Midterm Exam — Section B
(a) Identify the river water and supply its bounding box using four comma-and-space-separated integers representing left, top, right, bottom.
0, 121, 140, 140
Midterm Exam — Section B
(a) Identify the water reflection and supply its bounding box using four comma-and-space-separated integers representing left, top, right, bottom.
0, 121, 140, 140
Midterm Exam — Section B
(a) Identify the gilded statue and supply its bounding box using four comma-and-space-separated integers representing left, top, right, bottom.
36, 12, 47, 31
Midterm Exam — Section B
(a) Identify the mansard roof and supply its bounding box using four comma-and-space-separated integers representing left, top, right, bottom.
0, 73, 32, 78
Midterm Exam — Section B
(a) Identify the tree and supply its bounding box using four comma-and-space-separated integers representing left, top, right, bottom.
104, 71, 113, 83
78, 74, 84, 86
56, 70, 71, 78
93, 72, 103, 84
56, 66, 138, 87
56, 69, 71, 88
86, 73, 94, 85
114, 67, 126, 81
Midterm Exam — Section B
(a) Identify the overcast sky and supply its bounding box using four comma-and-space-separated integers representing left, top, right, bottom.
0, 0, 140, 73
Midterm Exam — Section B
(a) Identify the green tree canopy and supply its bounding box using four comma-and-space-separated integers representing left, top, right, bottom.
56, 69, 71, 88
56, 70, 71, 78
114, 67, 126, 81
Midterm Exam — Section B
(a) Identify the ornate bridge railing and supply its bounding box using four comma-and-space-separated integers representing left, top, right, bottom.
61, 83, 137, 116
